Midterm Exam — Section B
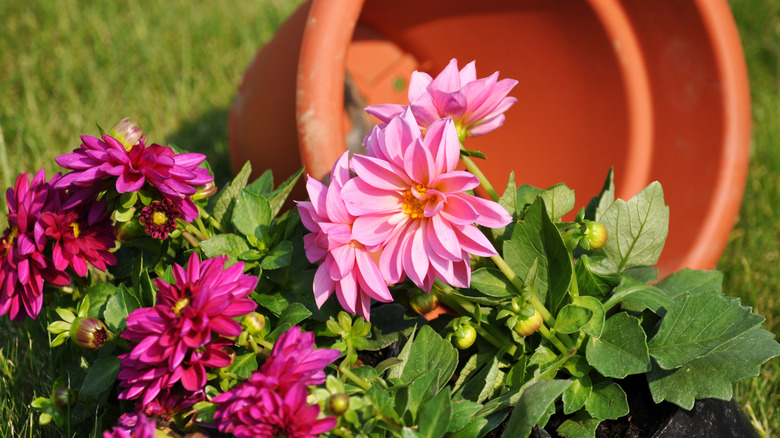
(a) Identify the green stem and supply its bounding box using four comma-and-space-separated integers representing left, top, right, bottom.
459, 153, 500, 202
198, 207, 224, 233
254, 337, 274, 352
195, 216, 211, 240
537, 324, 570, 356
569, 269, 580, 298
340, 366, 372, 392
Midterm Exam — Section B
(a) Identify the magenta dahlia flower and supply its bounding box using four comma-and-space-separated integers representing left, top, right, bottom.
102, 412, 156, 438
366, 58, 518, 140
213, 382, 336, 438
341, 109, 512, 291
297, 152, 393, 320
39, 181, 116, 277
0, 170, 69, 321
55, 134, 212, 221
117, 254, 257, 406
258, 325, 340, 392
138, 198, 181, 239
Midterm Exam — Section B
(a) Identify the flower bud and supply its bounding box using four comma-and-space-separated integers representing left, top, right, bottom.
109, 118, 144, 149
51, 387, 77, 411
453, 324, 477, 350
191, 181, 217, 201
582, 220, 608, 250
328, 393, 350, 415
241, 312, 266, 336
69, 317, 109, 350
114, 219, 145, 243
409, 289, 440, 316
513, 308, 543, 336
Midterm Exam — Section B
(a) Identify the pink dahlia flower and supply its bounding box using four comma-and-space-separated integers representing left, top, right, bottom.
0, 170, 69, 320
55, 134, 212, 221
102, 412, 156, 438
213, 382, 336, 438
342, 109, 511, 291
39, 180, 116, 277
257, 325, 340, 392
366, 58, 518, 140
297, 152, 393, 321
118, 254, 257, 406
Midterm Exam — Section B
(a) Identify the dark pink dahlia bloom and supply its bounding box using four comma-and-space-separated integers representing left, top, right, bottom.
341, 109, 511, 291
55, 134, 212, 221
117, 254, 258, 406
0, 170, 69, 320
297, 152, 393, 321
39, 180, 116, 277
213, 382, 336, 438
258, 325, 340, 392
102, 412, 156, 438
366, 58, 518, 139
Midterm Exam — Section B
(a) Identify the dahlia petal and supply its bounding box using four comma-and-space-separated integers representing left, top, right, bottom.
428, 214, 462, 260
379, 230, 406, 284
173, 152, 207, 168
350, 155, 408, 191
210, 316, 242, 337
330, 245, 356, 280
354, 249, 392, 302
459, 59, 477, 84
341, 179, 401, 216
325, 181, 351, 224
431, 58, 463, 93
313, 261, 335, 308
350, 213, 400, 247
365, 103, 405, 124
407, 70, 433, 101
460, 193, 512, 228
433, 171, 480, 194
405, 140, 435, 185
454, 224, 499, 257
440, 195, 480, 225
403, 223, 429, 287
335, 271, 357, 314
423, 117, 461, 173
468, 114, 508, 137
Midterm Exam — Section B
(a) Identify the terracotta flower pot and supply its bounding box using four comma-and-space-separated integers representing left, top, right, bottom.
227, 0, 751, 277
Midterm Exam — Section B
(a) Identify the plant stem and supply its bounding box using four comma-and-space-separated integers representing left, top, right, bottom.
340, 366, 372, 392
538, 324, 571, 356
460, 153, 500, 202
569, 269, 580, 298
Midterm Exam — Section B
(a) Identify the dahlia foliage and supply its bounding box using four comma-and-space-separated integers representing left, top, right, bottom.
6, 59, 779, 438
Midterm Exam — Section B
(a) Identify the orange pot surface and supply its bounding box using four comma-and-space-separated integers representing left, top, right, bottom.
228, 0, 750, 277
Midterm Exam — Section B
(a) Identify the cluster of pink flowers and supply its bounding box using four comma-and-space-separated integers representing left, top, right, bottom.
0, 169, 115, 320
102, 412, 156, 438
117, 254, 257, 410
212, 326, 340, 438
297, 59, 515, 321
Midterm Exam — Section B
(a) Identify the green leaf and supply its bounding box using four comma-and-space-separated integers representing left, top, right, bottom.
212, 161, 252, 230
447, 399, 483, 433
402, 371, 439, 422
647, 326, 780, 409
450, 417, 489, 438
366, 385, 398, 422
246, 169, 275, 195
200, 234, 251, 265
584, 381, 628, 421
261, 240, 293, 270
459, 148, 487, 159
253, 291, 290, 316
602, 275, 671, 314
458, 355, 502, 403
400, 326, 458, 390
266, 167, 305, 217
79, 356, 120, 396
540, 183, 575, 222
571, 296, 605, 338
563, 374, 592, 415
86, 283, 118, 319
584, 167, 615, 222
501, 380, 571, 438
418, 389, 452, 438
554, 304, 592, 334
601, 181, 669, 271
516, 184, 542, 209
470, 267, 517, 298
232, 189, 272, 239
557, 411, 601, 438
268, 303, 312, 341
574, 255, 620, 298
227, 353, 258, 379
648, 292, 769, 369
585, 313, 650, 378
654, 268, 723, 297
104, 284, 141, 332
540, 200, 573, 313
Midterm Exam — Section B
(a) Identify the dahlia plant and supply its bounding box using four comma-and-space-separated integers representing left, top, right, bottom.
4, 60, 779, 438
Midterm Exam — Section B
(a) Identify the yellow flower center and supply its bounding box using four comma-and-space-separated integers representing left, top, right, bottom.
152, 211, 169, 226
401, 184, 428, 219
172, 298, 189, 315
70, 222, 81, 238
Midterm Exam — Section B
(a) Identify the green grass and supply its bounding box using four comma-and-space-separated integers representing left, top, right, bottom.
1, 0, 779, 436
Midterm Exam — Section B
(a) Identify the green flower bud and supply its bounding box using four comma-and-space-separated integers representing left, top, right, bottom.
328, 393, 350, 415
409, 289, 440, 315
114, 219, 145, 243
192, 181, 217, 201
513, 308, 543, 336
241, 312, 266, 336
109, 118, 144, 150
453, 324, 477, 350
70, 317, 109, 351
582, 220, 608, 250
51, 387, 77, 411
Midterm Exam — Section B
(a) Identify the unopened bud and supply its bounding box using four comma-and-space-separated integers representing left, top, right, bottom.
513, 308, 543, 337
241, 312, 266, 336
51, 387, 77, 411
114, 219, 145, 243
582, 220, 608, 250
453, 324, 477, 350
328, 393, 350, 415
109, 118, 144, 149
70, 317, 109, 350
191, 181, 217, 201
409, 289, 440, 316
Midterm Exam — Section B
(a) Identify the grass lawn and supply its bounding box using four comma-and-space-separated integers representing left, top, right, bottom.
1, 0, 778, 436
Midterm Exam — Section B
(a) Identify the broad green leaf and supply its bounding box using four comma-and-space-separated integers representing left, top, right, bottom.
571, 296, 605, 338
447, 399, 483, 433
574, 255, 620, 298
563, 374, 592, 415
104, 284, 142, 332
602, 275, 671, 313
647, 326, 780, 409
86, 283, 118, 319
387, 325, 417, 381
492, 171, 517, 243
450, 417, 489, 438
261, 240, 293, 270
458, 355, 501, 403
601, 181, 669, 271
584, 167, 615, 222
400, 325, 458, 390
557, 411, 601, 438
418, 390, 452, 438
402, 371, 439, 423
470, 267, 517, 298
648, 292, 768, 369
200, 234, 250, 265
227, 353, 258, 379
365, 304, 422, 351
212, 161, 252, 230
585, 313, 650, 378
268, 303, 311, 341
500, 380, 571, 438
232, 190, 271, 239
540, 183, 575, 222
554, 304, 592, 334
80, 357, 120, 396
266, 167, 304, 217
366, 385, 398, 423
452, 354, 482, 394
253, 291, 290, 316
540, 200, 573, 314
584, 381, 628, 420
246, 169, 274, 195
654, 268, 723, 297
516, 184, 543, 209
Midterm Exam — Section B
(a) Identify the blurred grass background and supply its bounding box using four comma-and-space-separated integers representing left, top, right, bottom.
0, 0, 778, 436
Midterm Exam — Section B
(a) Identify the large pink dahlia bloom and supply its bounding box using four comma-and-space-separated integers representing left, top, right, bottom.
366, 58, 518, 140
118, 254, 257, 406
297, 152, 393, 320
342, 109, 511, 291
102, 412, 156, 438
55, 134, 212, 221
0, 170, 69, 320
